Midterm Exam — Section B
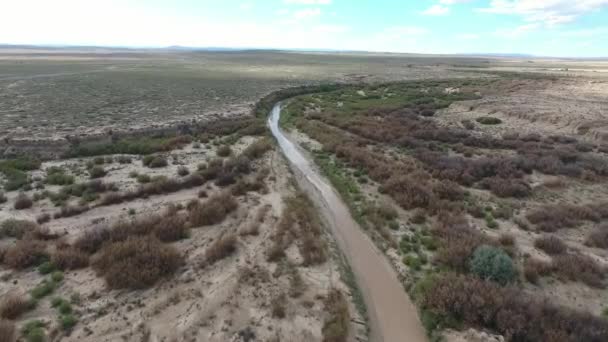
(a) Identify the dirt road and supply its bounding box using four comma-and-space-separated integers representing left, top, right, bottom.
268, 103, 428, 342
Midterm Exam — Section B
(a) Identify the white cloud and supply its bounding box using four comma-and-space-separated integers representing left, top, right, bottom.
423, 5, 450, 15
440, 0, 471, 4
284, 0, 331, 5
478, 0, 608, 26
239, 3, 253, 11
494, 23, 540, 38
561, 27, 608, 37
293, 7, 322, 19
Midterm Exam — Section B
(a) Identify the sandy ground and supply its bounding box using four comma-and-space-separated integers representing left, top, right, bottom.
0, 138, 363, 342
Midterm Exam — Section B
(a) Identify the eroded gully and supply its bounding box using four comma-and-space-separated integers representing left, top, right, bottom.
268, 103, 427, 342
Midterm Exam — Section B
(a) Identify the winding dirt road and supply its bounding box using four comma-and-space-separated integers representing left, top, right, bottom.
268, 103, 427, 342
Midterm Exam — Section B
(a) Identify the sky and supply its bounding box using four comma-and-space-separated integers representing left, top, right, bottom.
1, 0, 607, 57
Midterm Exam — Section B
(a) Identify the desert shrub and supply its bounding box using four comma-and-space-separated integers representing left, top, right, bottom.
242, 138, 273, 159
13, 193, 33, 210
0, 192, 6, 204
37, 261, 56, 274
552, 253, 605, 288
433, 214, 488, 272
586, 225, 608, 249
89, 166, 107, 179
476, 116, 502, 125
197, 189, 208, 198
0, 219, 38, 239
22, 320, 45, 342
3, 240, 48, 269
534, 235, 567, 255
51, 248, 89, 270
479, 177, 531, 198
270, 294, 286, 318
204, 234, 237, 265
148, 156, 168, 168
469, 245, 517, 285
99, 191, 123, 206
93, 235, 183, 289
189, 192, 238, 227
75, 226, 110, 254
380, 175, 434, 210
216, 145, 232, 157
526, 203, 602, 232
497, 233, 515, 246
30, 279, 58, 299
419, 273, 608, 342
36, 213, 51, 224
45, 170, 74, 186
322, 289, 349, 342
0, 320, 15, 342
116, 155, 132, 164
53, 204, 89, 219
136, 174, 151, 184
177, 166, 190, 176
523, 258, 552, 284
0, 293, 31, 319
60, 314, 77, 330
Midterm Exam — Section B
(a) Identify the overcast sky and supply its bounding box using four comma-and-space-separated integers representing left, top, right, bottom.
1, 0, 607, 57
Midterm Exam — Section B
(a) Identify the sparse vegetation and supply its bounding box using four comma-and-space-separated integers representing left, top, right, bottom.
93, 235, 183, 289
13, 193, 33, 210
189, 192, 238, 227
204, 234, 237, 266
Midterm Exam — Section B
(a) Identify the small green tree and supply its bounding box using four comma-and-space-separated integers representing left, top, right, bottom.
469, 245, 517, 285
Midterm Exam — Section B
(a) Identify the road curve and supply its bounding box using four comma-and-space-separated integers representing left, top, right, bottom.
268, 103, 428, 342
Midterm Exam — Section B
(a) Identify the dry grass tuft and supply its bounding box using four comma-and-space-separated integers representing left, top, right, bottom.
204, 234, 237, 266
0, 293, 30, 320
189, 192, 238, 227
3, 240, 48, 269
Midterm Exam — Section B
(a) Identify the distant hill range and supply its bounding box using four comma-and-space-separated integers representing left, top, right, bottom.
0, 44, 606, 60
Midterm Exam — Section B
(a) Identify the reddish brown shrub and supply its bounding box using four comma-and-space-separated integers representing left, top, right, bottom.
552, 254, 605, 288
432, 214, 488, 272
322, 289, 349, 342
93, 235, 183, 289
0, 320, 15, 342
380, 175, 435, 210
51, 247, 89, 270
3, 240, 48, 269
189, 192, 238, 227
526, 203, 601, 232
534, 235, 567, 255
420, 273, 608, 342
498, 233, 515, 247
480, 177, 531, 198
204, 235, 237, 265
13, 193, 33, 210
0, 293, 30, 319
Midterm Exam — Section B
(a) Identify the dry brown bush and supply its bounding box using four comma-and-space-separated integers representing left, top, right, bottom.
322, 289, 349, 342
585, 225, 608, 249
380, 175, 435, 210
3, 240, 48, 269
421, 273, 608, 342
0, 219, 38, 239
480, 177, 531, 198
0, 320, 15, 342
534, 235, 567, 255
36, 213, 51, 224
204, 234, 237, 265
75, 226, 110, 254
51, 247, 89, 270
0, 293, 30, 319
189, 192, 238, 227
216, 145, 232, 157
93, 235, 183, 289
13, 193, 33, 210
523, 258, 552, 284
498, 233, 515, 247
53, 204, 89, 219
552, 254, 605, 288
526, 203, 605, 232
432, 214, 488, 272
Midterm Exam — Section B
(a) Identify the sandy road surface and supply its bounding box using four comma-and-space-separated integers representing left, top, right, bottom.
269, 103, 427, 342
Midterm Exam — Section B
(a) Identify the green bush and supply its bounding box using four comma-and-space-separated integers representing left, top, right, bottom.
89, 166, 107, 179
59, 314, 77, 330
469, 245, 517, 285
22, 320, 46, 342
37, 261, 56, 275
476, 116, 502, 125
30, 280, 57, 299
